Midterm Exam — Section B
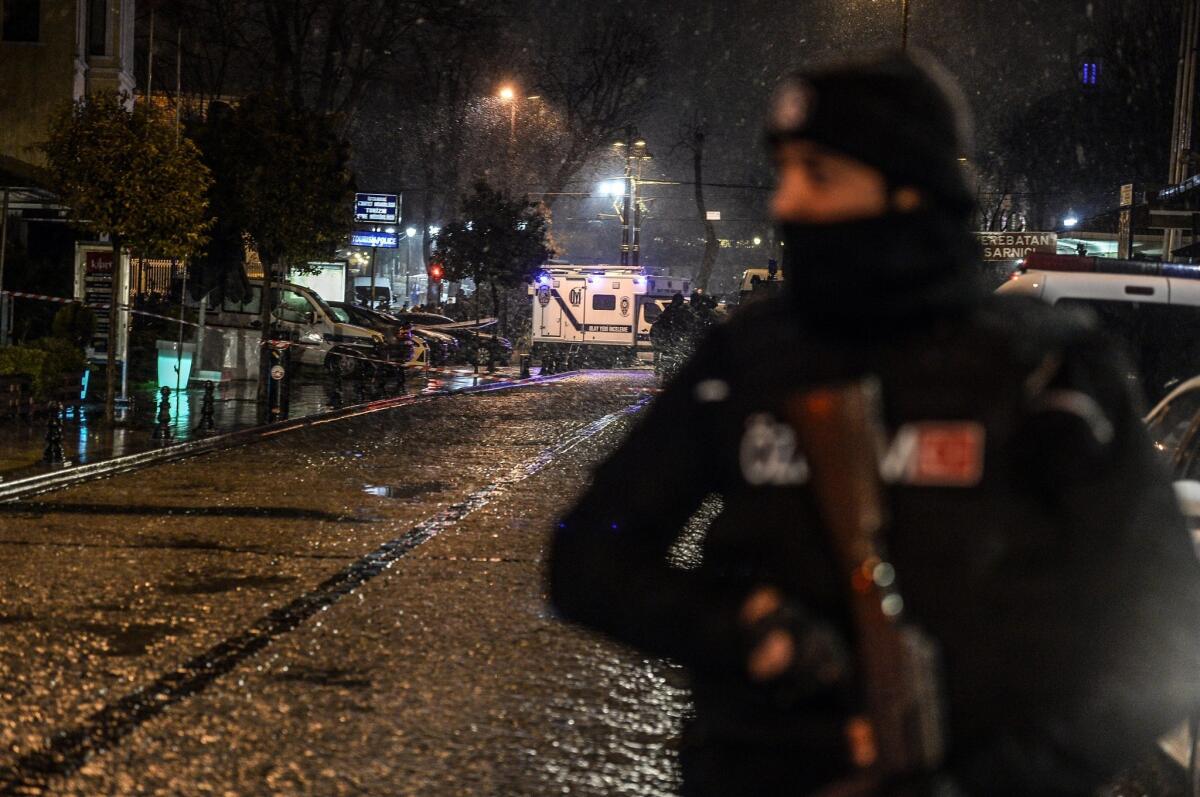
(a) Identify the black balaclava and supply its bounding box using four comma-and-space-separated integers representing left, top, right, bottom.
766, 51, 985, 335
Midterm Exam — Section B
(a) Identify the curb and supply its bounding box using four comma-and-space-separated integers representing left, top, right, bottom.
0, 371, 578, 504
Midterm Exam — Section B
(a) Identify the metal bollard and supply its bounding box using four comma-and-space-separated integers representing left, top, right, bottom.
519, 354, 531, 379
196, 380, 216, 434
266, 342, 291, 422
329, 362, 343, 407
354, 367, 368, 403
42, 402, 64, 465
373, 359, 388, 397
152, 386, 172, 441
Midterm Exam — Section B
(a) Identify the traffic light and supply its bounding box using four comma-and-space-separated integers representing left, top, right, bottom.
429, 262, 444, 282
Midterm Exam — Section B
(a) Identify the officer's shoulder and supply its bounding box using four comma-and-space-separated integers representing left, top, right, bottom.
972, 292, 1101, 356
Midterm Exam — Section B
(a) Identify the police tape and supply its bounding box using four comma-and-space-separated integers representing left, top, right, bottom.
0, 289, 427, 370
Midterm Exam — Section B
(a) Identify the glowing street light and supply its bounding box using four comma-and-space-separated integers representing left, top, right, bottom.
1064, 216, 1079, 228
498, 85, 515, 101
598, 179, 624, 197
405, 226, 418, 237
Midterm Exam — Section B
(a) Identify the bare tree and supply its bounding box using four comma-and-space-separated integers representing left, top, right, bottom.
672, 112, 721, 291
533, 10, 660, 208
143, 0, 450, 121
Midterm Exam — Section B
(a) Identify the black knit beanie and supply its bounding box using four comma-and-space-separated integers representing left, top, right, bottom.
766, 50, 975, 213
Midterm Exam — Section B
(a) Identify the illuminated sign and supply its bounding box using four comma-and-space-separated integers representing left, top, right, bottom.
350, 231, 399, 248
975, 231, 1057, 262
354, 193, 399, 223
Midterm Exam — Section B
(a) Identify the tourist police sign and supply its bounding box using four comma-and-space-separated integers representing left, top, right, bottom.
354, 193, 399, 223
350, 231, 399, 249
975, 231, 1057, 262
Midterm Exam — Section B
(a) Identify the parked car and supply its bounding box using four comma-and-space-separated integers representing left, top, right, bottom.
327, 301, 416, 366
391, 312, 512, 365
210, 281, 384, 376
410, 327, 458, 366
1000, 252, 1200, 404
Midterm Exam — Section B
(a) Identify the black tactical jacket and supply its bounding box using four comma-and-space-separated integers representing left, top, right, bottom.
549, 292, 1200, 796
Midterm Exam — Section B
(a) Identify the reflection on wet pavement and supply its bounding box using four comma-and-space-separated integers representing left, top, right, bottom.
0, 371, 690, 796
0, 365, 533, 482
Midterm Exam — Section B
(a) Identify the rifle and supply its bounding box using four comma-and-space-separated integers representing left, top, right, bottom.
784, 380, 945, 793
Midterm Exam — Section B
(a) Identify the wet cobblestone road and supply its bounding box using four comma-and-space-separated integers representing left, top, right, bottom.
0, 371, 696, 796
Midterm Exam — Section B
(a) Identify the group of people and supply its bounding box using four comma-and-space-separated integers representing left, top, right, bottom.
649, 291, 720, 380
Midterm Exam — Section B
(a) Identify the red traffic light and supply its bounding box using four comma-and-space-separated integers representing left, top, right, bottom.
429, 263, 444, 281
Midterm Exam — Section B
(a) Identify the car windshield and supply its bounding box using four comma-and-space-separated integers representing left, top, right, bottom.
329, 306, 351, 324
1056, 300, 1200, 404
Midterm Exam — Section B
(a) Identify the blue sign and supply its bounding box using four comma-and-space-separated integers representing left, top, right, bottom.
351, 231, 399, 249
354, 193, 399, 223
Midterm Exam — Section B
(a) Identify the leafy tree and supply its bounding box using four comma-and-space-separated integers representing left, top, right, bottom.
217, 94, 354, 404
434, 182, 552, 335
44, 93, 212, 421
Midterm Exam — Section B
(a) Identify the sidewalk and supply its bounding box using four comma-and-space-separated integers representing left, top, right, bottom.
0, 363, 533, 482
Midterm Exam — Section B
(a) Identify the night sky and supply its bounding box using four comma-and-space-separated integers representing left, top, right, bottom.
504, 0, 1098, 284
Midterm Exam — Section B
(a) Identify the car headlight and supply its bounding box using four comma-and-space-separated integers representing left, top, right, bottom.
300, 332, 323, 345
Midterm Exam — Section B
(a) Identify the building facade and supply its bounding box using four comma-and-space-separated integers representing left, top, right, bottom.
0, 0, 135, 179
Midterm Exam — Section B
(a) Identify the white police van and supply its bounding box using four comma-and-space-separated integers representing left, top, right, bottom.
1000, 252, 1200, 403
529, 266, 690, 368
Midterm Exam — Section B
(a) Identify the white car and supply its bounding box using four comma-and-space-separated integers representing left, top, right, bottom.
210, 280, 384, 374
1000, 252, 1200, 404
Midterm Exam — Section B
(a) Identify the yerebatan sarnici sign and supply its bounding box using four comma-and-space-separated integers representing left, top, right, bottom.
976, 232, 1058, 262
354, 193, 399, 223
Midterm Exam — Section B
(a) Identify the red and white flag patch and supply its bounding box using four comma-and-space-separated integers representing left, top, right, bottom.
906, 422, 986, 487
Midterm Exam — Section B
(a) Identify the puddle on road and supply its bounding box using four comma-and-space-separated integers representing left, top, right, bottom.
160, 572, 298, 595
273, 667, 373, 689
69, 621, 190, 656
362, 481, 443, 500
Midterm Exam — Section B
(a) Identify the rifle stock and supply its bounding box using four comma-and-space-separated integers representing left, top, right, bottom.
784, 380, 945, 785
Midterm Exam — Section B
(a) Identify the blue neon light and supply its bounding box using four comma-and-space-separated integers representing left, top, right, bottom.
350, 232, 399, 249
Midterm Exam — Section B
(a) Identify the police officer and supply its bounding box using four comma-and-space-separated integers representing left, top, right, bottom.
548, 52, 1200, 796
652, 293, 689, 379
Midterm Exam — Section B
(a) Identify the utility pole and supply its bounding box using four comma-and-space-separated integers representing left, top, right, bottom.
0, 188, 9, 347
901, 0, 910, 51
619, 126, 634, 267
1166, 0, 1200, 261
146, 8, 155, 98
615, 126, 652, 267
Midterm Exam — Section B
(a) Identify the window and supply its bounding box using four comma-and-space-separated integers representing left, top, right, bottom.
2, 0, 40, 42
87, 0, 106, 55
274, 290, 314, 324
592, 294, 616, 311
643, 303, 662, 324
223, 286, 262, 315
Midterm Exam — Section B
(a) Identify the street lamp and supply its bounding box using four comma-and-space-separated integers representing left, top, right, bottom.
498, 85, 519, 190
597, 179, 624, 197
